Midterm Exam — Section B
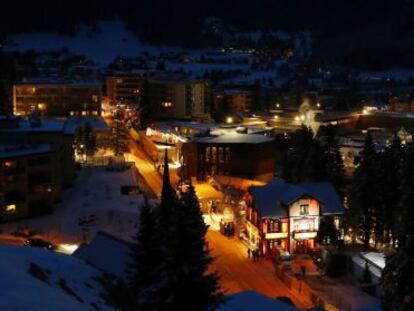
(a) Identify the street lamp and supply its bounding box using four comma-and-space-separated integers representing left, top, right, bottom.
226, 116, 233, 124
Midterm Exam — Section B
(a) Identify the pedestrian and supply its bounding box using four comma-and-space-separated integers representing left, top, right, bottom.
247, 248, 251, 259
252, 249, 257, 262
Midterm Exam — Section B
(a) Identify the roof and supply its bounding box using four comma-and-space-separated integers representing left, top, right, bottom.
218, 291, 299, 311
0, 116, 109, 134
250, 179, 344, 218
0, 143, 53, 159
63, 117, 109, 134
193, 134, 274, 144
15, 78, 101, 87
74, 231, 134, 280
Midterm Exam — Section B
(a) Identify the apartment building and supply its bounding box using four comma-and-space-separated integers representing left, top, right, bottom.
147, 73, 211, 121
13, 79, 102, 117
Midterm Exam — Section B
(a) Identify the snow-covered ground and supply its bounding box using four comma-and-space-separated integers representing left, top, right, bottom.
0, 244, 114, 311
218, 291, 299, 311
4, 20, 290, 86
4, 20, 180, 65
0, 166, 145, 249
356, 68, 414, 82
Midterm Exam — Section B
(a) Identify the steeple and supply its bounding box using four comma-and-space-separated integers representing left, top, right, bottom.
161, 148, 174, 202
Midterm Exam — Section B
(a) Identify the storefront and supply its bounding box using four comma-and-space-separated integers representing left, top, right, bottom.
291, 231, 318, 254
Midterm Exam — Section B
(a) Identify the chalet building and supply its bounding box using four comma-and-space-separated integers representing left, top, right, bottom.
182, 134, 275, 182
13, 79, 102, 117
0, 143, 60, 222
244, 179, 344, 255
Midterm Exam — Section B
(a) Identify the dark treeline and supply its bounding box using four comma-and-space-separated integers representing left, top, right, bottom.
2, 0, 414, 68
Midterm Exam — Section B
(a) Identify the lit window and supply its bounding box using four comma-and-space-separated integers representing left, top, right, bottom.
161, 101, 173, 108
300, 204, 309, 215
82, 111, 87, 116
92, 95, 98, 102
5, 204, 16, 214
4, 161, 14, 169
32, 87, 36, 93
37, 103, 47, 111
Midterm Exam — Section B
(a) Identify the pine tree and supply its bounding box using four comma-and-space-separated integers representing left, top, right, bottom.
168, 183, 224, 310
349, 132, 380, 250
382, 145, 414, 311
321, 125, 345, 194
74, 122, 96, 162
317, 215, 339, 246
128, 201, 161, 310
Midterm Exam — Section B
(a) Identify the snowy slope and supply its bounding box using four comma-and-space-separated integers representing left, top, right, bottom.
4, 20, 177, 65
0, 244, 114, 311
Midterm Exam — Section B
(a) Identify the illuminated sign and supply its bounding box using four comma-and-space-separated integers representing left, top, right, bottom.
265, 232, 288, 239
294, 231, 317, 240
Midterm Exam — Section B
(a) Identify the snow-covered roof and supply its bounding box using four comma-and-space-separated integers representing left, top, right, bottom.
63, 117, 109, 134
218, 291, 299, 311
250, 178, 344, 218
0, 244, 114, 311
0, 117, 66, 133
0, 143, 53, 159
0, 117, 109, 135
193, 134, 274, 144
74, 231, 133, 280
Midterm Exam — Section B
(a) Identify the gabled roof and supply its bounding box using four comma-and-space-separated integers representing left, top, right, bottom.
250, 178, 344, 218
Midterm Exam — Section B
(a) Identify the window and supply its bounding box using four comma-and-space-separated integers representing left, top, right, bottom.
300, 204, 309, 215
4, 204, 16, 214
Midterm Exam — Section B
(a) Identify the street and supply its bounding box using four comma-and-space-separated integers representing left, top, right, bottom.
206, 230, 313, 309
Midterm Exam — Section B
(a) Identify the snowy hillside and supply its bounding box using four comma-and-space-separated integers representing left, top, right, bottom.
0, 244, 114, 311
4, 20, 177, 65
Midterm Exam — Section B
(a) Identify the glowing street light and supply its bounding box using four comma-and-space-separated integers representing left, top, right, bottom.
226, 116, 233, 124
273, 115, 279, 120
300, 114, 305, 121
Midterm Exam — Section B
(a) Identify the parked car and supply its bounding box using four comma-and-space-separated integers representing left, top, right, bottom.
25, 238, 55, 250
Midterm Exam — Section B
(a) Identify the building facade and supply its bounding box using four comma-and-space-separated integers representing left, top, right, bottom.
214, 89, 254, 112
147, 74, 211, 121
0, 144, 60, 222
182, 134, 275, 182
13, 80, 102, 117
105, 73, 146, 106
244, 179, 344, 255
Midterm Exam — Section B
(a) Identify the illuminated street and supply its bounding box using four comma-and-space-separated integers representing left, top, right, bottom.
206, 230, 313, 309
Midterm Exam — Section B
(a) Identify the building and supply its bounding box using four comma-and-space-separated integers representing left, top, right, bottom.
0, 115, 110, 188
244, 179, 344, 255
105, 73, 146, 106
214, 89, 254, 112
0, 143, 60, 221
147, 73, 211, 121
182, 133, 275, 182
13, 79, 102, 117
0, 116, 76, 188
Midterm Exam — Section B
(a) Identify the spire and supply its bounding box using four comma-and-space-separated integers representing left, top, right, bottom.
161, 148, 173, 202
